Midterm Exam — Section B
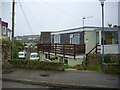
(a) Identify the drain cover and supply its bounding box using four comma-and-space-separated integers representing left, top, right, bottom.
40, 74, 49, 77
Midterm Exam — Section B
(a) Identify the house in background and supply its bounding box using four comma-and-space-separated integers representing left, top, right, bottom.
37, 26, 119, 66
0, 18, 12, 59
0, 19, 12, 40
15, 35, 40, 52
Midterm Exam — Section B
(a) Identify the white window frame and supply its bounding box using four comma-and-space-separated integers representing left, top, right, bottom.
2, 26, 7, 35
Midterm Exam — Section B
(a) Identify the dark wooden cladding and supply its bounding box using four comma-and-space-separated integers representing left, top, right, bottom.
37, 43, 85, 59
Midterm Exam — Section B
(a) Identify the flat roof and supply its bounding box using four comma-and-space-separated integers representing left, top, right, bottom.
51, 26, 119, 35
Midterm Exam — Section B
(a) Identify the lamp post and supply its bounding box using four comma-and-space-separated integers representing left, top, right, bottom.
99, 0, 105, 65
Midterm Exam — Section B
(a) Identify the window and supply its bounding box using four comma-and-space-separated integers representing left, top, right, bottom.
64, 59, 68, 64
54, 34, 60, 43
2, 26, 6, 35
104, 31, 118, 44
70, 33, 80, 44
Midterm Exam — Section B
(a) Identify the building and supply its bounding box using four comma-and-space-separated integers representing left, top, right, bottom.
0, 18, 12, 40
0, 18, 12, 59
15, 35, 40, 52
37, 26, 119, 66
40, 32, 51, 43
51, 26, 119, 54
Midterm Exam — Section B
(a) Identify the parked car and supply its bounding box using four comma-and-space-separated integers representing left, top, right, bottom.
18, 51, 25, 60
30, 52, 39, 60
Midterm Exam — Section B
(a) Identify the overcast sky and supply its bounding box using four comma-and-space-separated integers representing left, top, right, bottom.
1, 0, 119, 36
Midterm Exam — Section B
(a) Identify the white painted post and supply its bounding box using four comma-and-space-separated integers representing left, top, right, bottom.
99, 30, 102, 54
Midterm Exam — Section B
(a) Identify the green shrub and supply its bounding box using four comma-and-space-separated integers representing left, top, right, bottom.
75, 64, 84, 70
64, 64, 70, 69
87, 64, 102, 72
7, 60, 64, 71
104, 54, 111, 63
50, 56, 58, 60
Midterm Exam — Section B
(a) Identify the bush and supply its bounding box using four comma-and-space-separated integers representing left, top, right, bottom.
75, 64, 84, 70
50, 56, 58, 60
104, 54, 111, 63
7, 60, 64, 71
64, 64, 70, 69
104, 54, 118, 63
87, 64, 102, 72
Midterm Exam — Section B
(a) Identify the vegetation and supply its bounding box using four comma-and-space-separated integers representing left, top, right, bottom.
3, 60, 64, 71
64, 64, 70, 69
64, 64, 84, 70
87, 64, 102, 72
87, 54, 119, 73
2, 38, 24, 59
2, 38, 11, 60
50, 56, 58, 61
104, 54, 119, 64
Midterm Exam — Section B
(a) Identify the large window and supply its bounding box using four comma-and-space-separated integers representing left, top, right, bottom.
70, 33, 80, 44
104, 31, 118, 44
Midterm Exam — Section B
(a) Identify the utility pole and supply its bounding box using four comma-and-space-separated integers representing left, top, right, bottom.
11, 0, 15, 59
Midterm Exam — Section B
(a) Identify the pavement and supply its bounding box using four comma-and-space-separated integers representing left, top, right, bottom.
2, 68, 120, 89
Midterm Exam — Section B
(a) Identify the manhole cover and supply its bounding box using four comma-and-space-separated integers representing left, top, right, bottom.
40, 74, 50, 77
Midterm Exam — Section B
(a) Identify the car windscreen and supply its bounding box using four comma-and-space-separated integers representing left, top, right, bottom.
30, 54, 38, 58
19, 53, 24, 56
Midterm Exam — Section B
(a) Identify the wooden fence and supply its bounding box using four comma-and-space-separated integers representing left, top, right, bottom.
37, 43, 85, 59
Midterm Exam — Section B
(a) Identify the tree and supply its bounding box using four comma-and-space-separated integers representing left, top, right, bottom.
2, 38, 11, 60
2, 38, 24, 60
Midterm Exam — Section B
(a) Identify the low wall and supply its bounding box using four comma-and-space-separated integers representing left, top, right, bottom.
2, 60, 64, 71
87, 54, 101, 64
103, 63, 120, 74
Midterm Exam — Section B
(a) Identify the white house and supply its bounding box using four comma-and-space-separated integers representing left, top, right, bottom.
37, 26, 119, 66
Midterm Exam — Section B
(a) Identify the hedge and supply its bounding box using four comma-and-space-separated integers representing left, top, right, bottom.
5, 60, 64, 71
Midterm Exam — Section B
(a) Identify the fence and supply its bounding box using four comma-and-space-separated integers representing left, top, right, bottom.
37, 43, 85, 59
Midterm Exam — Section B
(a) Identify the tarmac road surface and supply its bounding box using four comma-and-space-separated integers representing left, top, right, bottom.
2, 81, 90, 90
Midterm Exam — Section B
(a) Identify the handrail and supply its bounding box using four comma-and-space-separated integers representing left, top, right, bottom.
86, 44, 100, 55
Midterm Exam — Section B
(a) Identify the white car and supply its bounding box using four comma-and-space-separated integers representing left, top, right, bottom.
18, 51, 25, 59
30, 52, 39, 60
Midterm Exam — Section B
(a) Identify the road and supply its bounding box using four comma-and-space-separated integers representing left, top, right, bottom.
2, 81, 49, 88
2, 81, 89, 90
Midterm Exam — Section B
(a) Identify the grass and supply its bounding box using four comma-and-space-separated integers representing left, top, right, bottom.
87, 64, 102, 72
64, 64, 84, 70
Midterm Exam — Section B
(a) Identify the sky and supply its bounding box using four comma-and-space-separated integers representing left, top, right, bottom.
1, 0, 119, 36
